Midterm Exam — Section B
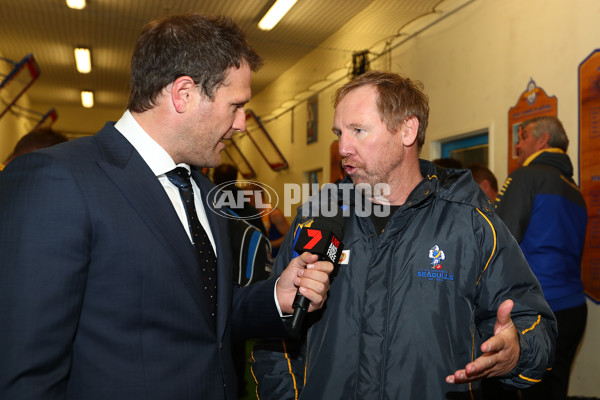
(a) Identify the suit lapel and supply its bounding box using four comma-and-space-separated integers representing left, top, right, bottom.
93, 124, 214, 322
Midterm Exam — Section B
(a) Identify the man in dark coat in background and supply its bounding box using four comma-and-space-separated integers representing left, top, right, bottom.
495, 116, 588, 400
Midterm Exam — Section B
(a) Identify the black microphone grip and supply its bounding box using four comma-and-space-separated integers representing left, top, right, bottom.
289, 250, 331, 336
290, 217, 344, 338
289, 290, 311, 336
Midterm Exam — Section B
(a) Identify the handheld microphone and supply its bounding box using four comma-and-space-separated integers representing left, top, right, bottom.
290, 212, 344, 337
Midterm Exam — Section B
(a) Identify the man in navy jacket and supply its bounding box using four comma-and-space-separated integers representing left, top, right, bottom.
495, 116, 587, 400
252, 71, 556, 400
0, 13, 332, 400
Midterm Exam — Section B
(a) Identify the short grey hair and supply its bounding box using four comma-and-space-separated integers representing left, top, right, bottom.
521, 116, 569, 151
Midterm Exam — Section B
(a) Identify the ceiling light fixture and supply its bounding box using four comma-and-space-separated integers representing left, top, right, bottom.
66, 0, 86, 10
258, 0, 298, 31
81, 90, 94, 108
74, 47, 92, 74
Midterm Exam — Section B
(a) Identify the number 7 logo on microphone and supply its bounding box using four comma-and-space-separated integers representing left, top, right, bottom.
304, 229, 322, 250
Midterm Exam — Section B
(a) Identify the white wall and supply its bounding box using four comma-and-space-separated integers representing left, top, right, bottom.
245, 0, 600, 396
397, 0, 599, 184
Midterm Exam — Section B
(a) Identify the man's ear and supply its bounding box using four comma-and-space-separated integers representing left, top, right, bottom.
171, 76, 197, 114
401, 116, 419, 147
538, 131, 551, 149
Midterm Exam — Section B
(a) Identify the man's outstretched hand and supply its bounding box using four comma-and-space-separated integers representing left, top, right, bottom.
446, 299, 520, 384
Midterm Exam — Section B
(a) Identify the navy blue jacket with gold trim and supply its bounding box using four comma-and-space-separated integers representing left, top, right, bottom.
495, 149, 587, 312
252, 160, 556, 400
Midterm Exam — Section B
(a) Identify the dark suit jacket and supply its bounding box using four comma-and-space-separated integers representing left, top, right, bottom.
0, 123, 285, 400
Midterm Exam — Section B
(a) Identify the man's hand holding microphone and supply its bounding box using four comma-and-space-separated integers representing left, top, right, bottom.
275, 212, 345, 337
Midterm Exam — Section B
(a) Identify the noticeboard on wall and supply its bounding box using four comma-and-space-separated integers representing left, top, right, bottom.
579, 49, 600, 303
507, 79, 558, 175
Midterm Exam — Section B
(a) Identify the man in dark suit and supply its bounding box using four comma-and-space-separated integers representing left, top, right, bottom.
0, 14, 332, 400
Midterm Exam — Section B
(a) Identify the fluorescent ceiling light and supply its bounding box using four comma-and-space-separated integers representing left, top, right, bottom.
74, 47, 91, 74
81, 90, 94, 108
66, 0, 86, 10
258, 0, 298, 31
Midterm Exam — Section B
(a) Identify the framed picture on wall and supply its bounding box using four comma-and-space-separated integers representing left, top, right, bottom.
307, 94, 318, 144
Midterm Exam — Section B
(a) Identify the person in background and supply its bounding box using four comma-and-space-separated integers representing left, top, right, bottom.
212, 163, 269, 399
0, 13, 333, 400
495, 116, 587, 400
468, 163, 498, 201
252, 71, 557, 400
212, 163, 266, 234
1, 127, 68, 170
432, 156, 463, 169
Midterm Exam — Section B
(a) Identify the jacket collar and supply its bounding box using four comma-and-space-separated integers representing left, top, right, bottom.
523, 147, 564, 167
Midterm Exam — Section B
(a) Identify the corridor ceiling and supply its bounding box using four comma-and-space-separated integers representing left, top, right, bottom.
0, 0, 464, 122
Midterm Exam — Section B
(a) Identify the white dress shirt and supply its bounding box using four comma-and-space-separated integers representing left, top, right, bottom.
114, 110, 217, 255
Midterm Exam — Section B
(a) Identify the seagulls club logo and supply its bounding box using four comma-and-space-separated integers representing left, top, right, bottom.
208, 180, 279, 220
429, 245, 445, 269
416, 245, 454, 281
